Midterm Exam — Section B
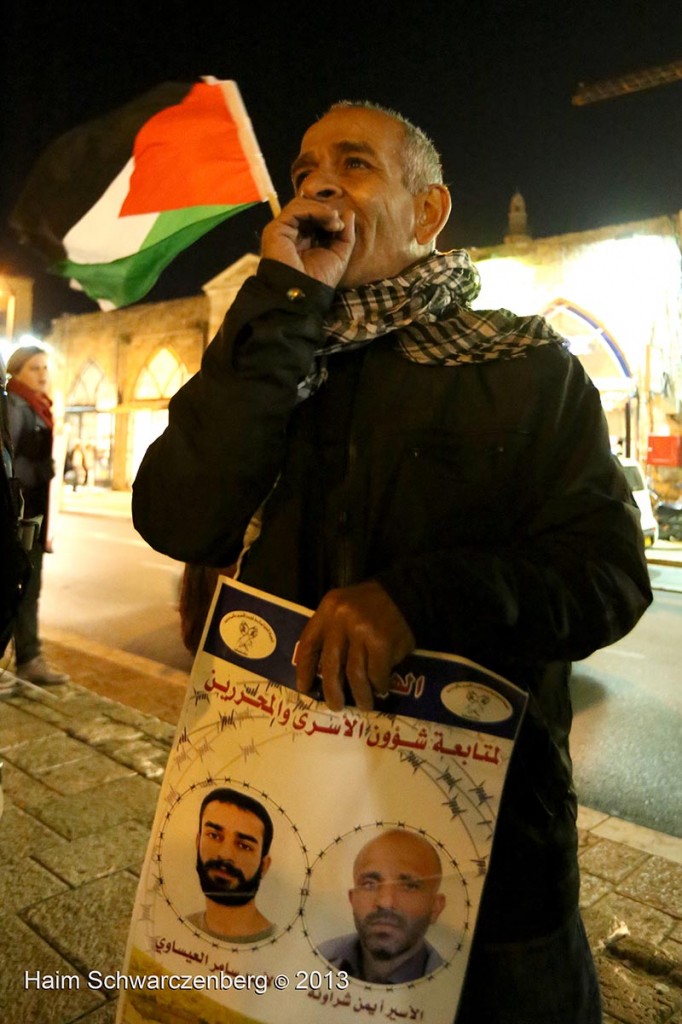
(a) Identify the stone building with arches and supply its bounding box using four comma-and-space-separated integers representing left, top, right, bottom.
47, 209, 682, 496
48, 254, 258, 490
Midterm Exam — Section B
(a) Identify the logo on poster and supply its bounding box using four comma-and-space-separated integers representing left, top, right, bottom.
220, 612, 276, 659
441, 683, 513, 723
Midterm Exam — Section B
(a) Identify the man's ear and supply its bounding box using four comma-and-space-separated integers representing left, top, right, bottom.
260, 854, 272, 878
414, 185, 451, 246
429, 892, 446, 924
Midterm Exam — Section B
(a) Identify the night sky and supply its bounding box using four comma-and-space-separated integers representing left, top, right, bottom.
2, 0, 681, 332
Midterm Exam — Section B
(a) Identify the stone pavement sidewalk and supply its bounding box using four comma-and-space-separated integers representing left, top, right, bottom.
0, 639, 681, 1024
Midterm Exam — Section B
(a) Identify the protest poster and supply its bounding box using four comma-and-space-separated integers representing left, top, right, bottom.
117, 577, 527, 1024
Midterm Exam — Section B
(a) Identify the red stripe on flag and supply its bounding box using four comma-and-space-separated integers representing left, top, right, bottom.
120, 83, 262, 215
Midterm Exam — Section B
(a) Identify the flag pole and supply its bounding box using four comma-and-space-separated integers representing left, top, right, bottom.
212, 78, 281, 220
267, 193, 281, 218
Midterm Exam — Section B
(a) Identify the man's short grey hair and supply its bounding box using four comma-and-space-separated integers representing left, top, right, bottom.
326, 100, 444, 194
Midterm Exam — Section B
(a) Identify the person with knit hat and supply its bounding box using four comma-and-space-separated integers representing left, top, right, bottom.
6, 344, 69, 685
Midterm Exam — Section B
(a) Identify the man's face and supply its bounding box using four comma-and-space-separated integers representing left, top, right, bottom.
349, 832, 445, 961
291, 107, 424, 288
196, 801, 270, 907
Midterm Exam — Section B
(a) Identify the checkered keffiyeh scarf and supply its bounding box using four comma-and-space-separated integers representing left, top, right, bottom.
299, 249, 566, 397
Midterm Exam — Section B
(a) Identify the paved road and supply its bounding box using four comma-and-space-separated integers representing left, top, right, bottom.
40, 510, 682, 836
41, 512, 194, 673
570, 584, 681, 837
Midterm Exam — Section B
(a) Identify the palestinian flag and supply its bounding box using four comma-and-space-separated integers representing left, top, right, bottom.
10, 79, 277, 309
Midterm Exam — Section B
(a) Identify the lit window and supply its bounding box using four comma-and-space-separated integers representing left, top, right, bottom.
134, 347, 188, 400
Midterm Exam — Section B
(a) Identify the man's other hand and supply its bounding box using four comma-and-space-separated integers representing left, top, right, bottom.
295, 581, 416, 711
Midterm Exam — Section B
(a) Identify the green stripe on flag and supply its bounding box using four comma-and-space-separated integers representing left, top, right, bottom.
55, 202, 257, 307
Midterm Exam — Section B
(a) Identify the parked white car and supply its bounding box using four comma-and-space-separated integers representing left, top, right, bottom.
618, 456, 659, 547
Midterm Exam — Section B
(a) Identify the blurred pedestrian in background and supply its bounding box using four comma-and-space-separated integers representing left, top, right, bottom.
65, 439, 86, 491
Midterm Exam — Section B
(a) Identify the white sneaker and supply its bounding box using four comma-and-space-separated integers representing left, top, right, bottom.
15, 657, 71, 686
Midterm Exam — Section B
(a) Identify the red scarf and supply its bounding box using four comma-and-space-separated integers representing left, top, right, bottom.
7, 376, 54, 431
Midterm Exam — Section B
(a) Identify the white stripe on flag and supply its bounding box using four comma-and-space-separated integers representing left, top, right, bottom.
63, 158, 158, 264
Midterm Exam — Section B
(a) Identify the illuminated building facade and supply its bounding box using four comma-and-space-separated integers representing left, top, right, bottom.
0, 273, 34, 350
47, 255, 257, 490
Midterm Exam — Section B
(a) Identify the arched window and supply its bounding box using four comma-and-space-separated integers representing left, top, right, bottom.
543, 299, 634, 393
67, 359, 116, 409
129, 348, 189, 483
134, 347, 188, 400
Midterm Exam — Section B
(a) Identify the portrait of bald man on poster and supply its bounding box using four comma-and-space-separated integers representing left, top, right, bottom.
318, 829, 446, 984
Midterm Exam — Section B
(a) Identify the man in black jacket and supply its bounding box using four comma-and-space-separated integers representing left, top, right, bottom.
133, 101, 651, 1022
